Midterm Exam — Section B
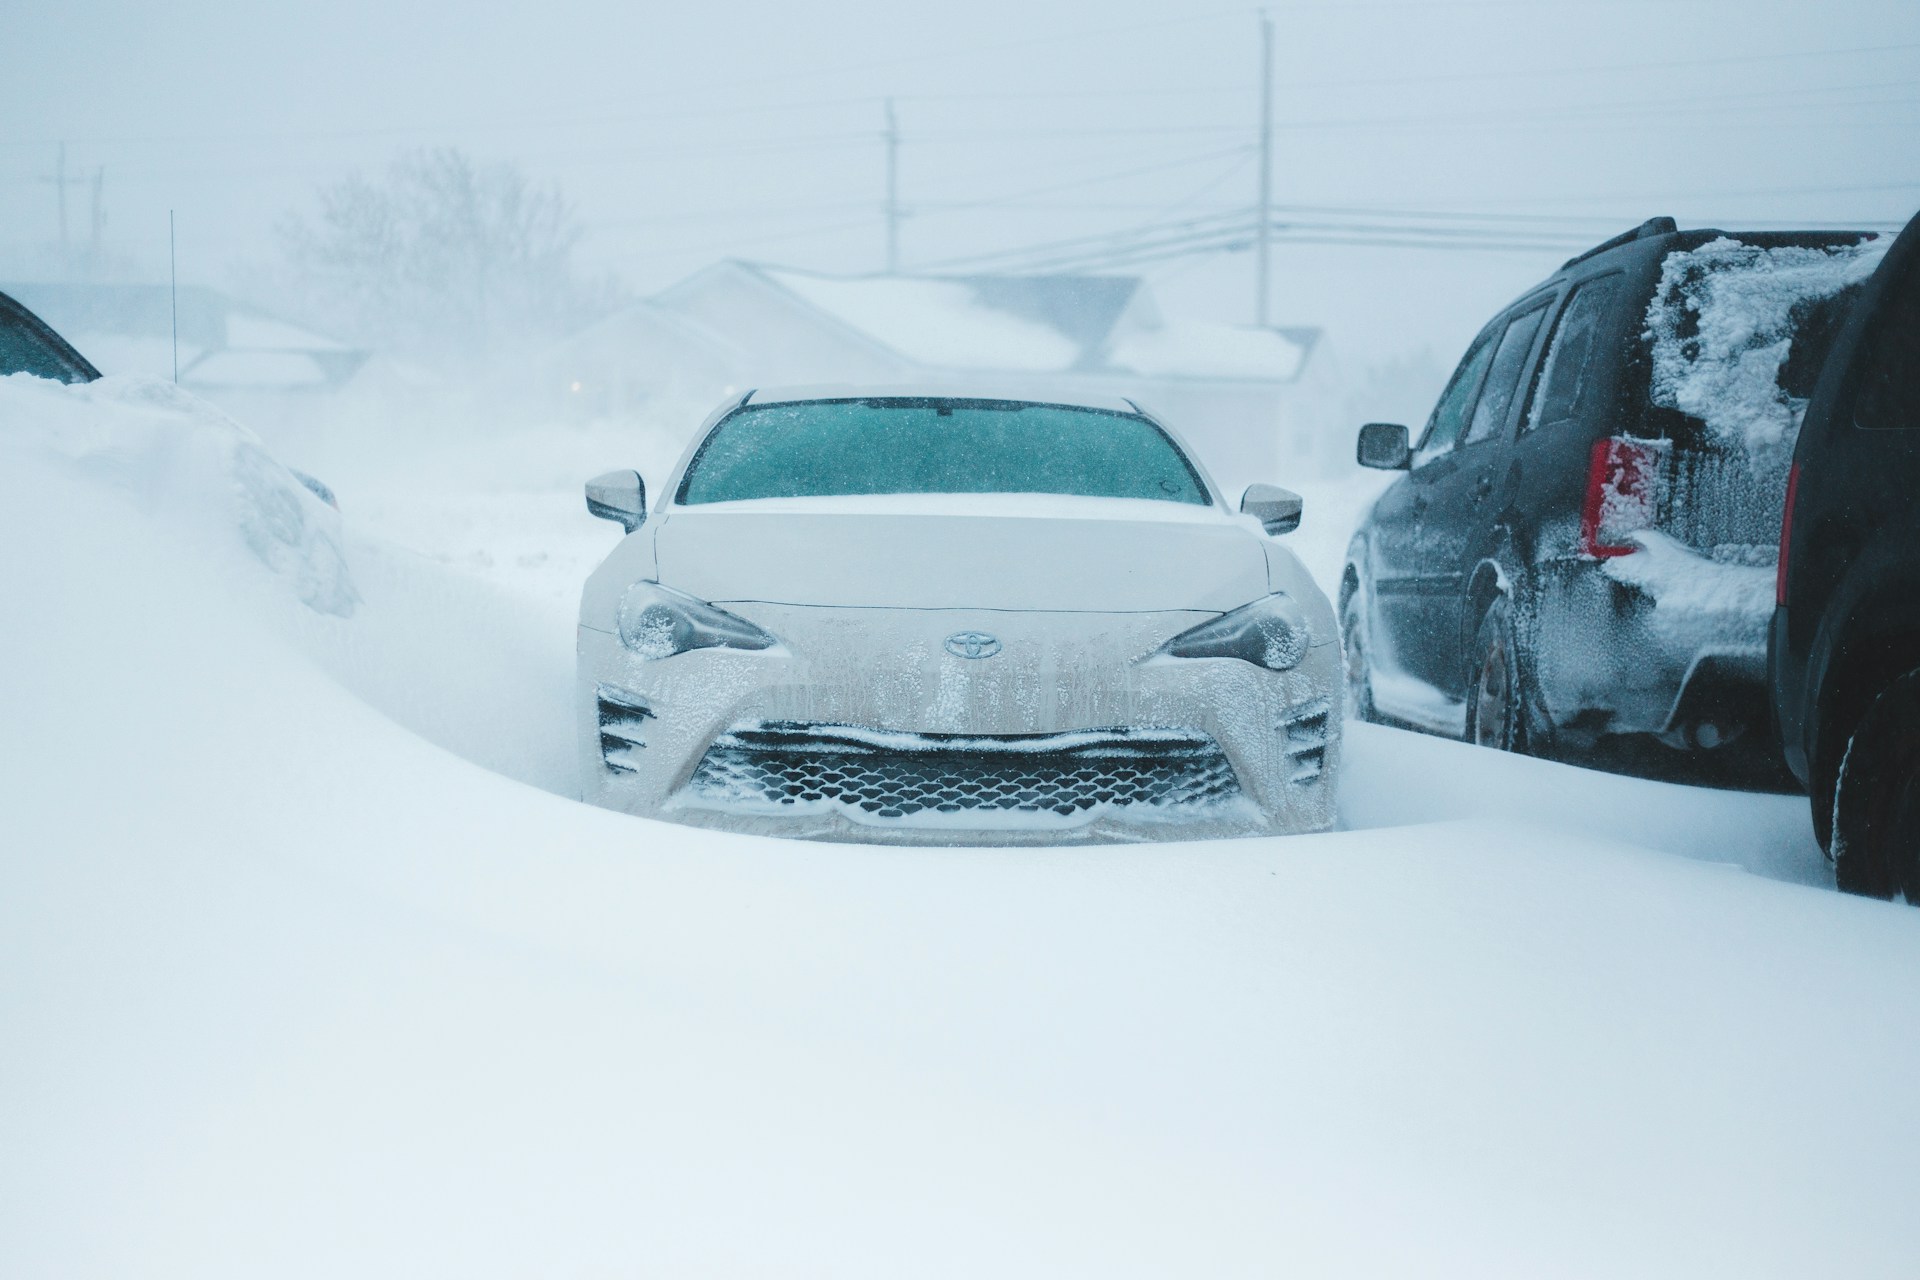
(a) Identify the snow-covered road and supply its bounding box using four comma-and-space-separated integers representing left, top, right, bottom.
3, 377, 1908, 1279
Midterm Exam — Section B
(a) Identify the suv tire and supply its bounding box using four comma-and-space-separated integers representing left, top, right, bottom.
1468, 596, 1524, 753
1831, 668, 1920, 902
1341, 586, 1376, 723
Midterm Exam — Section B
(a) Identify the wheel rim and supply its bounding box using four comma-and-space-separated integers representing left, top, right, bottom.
1342, 600, 1370, 716
1474, 637, 1511, 749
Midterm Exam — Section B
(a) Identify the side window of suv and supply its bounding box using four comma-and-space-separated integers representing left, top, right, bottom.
1857, 250, 1920, 430
1523, 275, 1622, 433
1462, 301, 1550, 446
1414, 331, 1498, 466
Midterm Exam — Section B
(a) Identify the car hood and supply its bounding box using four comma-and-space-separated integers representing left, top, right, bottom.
650, 494, 1272, 612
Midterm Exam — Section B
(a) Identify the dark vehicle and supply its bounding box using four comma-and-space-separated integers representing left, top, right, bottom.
1344, 217, 1886, 766
0, 289, 99, 383
1772, 210, 1920, 898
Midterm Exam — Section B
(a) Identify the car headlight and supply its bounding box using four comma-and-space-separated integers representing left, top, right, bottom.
617, 581, 778, 659
1156, 592, 1312, 671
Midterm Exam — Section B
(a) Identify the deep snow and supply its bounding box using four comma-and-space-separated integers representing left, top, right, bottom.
5, 374, 1918, 1278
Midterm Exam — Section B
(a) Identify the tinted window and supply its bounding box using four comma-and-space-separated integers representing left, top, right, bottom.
1414, 334, 1497, 466
0, 305, 91, 383
1524, 276, 1622, 432
1856, 250, 1920, 430
1463, 303, 1549, 445
678, 398, 1211, 505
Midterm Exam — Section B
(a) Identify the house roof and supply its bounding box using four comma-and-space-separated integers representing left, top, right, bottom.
688, 262, 1316, 385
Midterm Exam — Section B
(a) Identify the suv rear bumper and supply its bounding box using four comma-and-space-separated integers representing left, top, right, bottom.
1532, 554, 1773, 745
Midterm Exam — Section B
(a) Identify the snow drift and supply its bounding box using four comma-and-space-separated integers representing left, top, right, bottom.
5, 374, 1920, 1278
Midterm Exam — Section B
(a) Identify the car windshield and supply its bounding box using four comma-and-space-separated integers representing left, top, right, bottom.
676, 398, 1211, 506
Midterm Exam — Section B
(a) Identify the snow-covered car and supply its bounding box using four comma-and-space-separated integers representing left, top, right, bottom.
1343, 217, 1887, 764
576, 388, 1340, 844
1, 288, 98, 383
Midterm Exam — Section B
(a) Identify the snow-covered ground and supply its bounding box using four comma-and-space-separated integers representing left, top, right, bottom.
6, 375, 1918, 1278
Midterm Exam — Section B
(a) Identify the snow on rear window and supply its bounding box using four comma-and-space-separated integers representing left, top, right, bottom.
1644, 235, 1890, 465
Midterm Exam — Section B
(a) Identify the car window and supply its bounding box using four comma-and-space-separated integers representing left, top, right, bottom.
1856, 249, 1920, 430
0, 304, 93, 383
1523, 275, 1622, 433
677, 398, 1212, 505
1462, 302, 1550, 446
1413, 333, 1498, 466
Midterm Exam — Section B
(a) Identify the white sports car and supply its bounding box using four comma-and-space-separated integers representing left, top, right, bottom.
577, 388, 1341, 844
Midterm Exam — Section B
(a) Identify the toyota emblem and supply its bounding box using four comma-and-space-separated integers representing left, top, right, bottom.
944, 631, 1003, 660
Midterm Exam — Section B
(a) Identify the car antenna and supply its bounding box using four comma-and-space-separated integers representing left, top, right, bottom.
168, 209, 178, 385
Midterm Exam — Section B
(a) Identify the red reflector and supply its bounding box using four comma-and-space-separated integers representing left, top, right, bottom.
1776, 461, 1800, 606
1578, 437, 1660, 559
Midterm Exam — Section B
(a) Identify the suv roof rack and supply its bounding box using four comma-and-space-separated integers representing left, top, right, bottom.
1562, 216, 1678, 270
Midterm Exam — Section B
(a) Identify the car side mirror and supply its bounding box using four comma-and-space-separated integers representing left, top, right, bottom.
586, 469, 646, 532
1356, 422, 1411, 470
1240, 483, 1303, 536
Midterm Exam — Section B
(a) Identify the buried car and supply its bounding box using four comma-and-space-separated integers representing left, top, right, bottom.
577, 388, 1340, 844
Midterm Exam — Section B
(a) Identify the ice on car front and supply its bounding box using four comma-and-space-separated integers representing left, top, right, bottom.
577, 393, 1342, 844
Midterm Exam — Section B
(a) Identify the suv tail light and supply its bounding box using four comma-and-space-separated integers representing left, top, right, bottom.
1776, 461, 1800, 606
1578, 437, 1661, 559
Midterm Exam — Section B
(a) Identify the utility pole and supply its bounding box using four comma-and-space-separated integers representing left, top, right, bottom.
89, 166, 105, 271
884, 97, 901, 274
169, 210, 179, 385
39, 142, 87, 271
1255, 11, 1274, 327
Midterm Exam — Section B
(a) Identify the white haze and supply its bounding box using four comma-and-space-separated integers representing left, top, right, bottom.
3, 0, 1917, 390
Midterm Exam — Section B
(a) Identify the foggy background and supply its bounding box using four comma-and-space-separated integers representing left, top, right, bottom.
5, 0, 1917, 434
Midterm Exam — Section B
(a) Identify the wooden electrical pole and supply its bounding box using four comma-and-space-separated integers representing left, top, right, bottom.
885, 98, 901, 273
1255, 12, 1274, 326
40, 142, 87, 270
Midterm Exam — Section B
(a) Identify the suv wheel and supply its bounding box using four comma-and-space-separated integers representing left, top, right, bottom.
1468, 596, 1523, 752
1341, 587, 1376, 723
1831, 669, 1920, 902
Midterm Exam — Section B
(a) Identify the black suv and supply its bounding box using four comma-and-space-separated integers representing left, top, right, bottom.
1344, 217, 1882, 766
0, 289, 98, 383
1772, 210, 1920, 897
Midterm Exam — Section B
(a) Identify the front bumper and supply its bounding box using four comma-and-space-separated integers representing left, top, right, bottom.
577, 603, 1341, 844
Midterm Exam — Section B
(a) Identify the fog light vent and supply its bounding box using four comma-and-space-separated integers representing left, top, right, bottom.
1281, 701, 1330, 783
597, 685, 655, 774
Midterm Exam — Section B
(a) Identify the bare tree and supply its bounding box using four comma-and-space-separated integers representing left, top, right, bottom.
279, 148, 621, 371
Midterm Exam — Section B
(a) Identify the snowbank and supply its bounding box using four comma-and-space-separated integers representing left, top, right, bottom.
7, 380, 1920, 1277
1600, 529, 1776, 649
0, 372, 356, 616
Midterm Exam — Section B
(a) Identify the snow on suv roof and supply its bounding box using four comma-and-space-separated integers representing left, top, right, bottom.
743, 383, 1145, 415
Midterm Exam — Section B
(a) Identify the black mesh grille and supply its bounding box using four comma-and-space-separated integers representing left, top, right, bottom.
683, 723, 1241, 820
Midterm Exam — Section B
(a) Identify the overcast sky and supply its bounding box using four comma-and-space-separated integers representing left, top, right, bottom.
5, 0, 1917, 368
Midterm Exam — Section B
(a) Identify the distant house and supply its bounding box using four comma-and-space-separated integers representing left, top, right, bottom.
537, 261, 1339, 486
2, 282, 370, 424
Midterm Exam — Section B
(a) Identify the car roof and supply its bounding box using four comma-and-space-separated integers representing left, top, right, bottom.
1554, 219, 1877, 282
742, 383, 1145, 415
